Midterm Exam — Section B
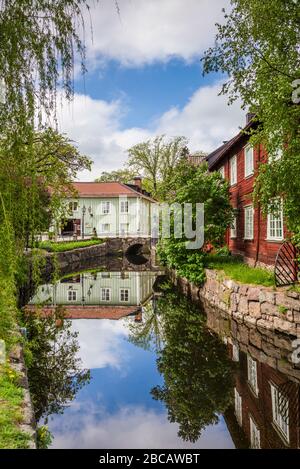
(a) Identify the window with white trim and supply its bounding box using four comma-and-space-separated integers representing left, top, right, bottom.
120, 223, 129, 235
267, 199, 283, 241
120, 200, 129, 213
244, 206, 254, 240
245, 145, 254, 177
101, 272, 110, 278
232, 343, 239, 362
101, 223, 110, 234
247, 355, 259, 395
101, 201, 111, 214
273, 147, 283, 161
234, 388, 242, 426
219, 165, 225, 179
120, 288, 129, 302
249, 416, 261, 449
270, 383, 289, 443
67, 290, 77, 302
101, 288, 111, 302
69, 201, 78, 212
230, 216, 237, 238
230, 155, 237, 185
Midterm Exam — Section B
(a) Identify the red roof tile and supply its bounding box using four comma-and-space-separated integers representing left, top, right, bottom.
71, 182, 156, 202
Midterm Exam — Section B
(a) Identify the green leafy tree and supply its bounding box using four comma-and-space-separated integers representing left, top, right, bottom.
24, 306, 90, 422
158, 159, 234, 285
95, 169, 136, 184
202, 0, 300, 244
151, 285, 233, 442
127, 135, 188, 198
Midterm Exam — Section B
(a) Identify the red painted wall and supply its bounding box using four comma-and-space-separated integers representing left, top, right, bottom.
214, 140, 287, 267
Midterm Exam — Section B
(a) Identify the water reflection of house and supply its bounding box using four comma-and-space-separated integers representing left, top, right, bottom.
29, 271, 158, 320
228, 344, 300, 449
57, 179, 156, 238
204, 301, 300, 449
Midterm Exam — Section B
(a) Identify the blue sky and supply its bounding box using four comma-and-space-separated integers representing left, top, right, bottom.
56, 0, 244, 180
47, 319, 235, 449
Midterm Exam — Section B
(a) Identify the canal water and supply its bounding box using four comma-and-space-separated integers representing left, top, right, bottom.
27, 262, 300, 449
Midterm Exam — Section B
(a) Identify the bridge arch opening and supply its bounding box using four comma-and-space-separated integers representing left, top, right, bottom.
125, 243, 148, 265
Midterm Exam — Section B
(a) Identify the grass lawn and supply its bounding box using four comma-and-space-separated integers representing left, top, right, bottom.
38, 238, 104, 253
205, 254, 275, 287
0, 363, 30, 449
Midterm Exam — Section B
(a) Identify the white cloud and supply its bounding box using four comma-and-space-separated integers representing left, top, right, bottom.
83, 0, 230, 67
71, 319, 129, 370
56, 81, 244, 180
50, 405, 234, 449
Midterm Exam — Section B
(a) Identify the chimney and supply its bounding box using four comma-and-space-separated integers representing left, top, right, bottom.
133, 176, 142, 190
246, 112, 256, 124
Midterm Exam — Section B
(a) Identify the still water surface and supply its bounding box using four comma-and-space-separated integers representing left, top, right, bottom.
28, 265, 300, 449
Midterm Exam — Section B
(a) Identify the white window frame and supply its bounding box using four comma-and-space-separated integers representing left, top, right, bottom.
101, 201, 111, 214
232, 343, 240, 362
67, 290, 77, 302
101, 223, 110, 234
249, 415, 261, 449
230, 155, 237, 186
245, 144, 254, 177
101, 272, 110, 278
120, 288, 130, 302
219, 165, 225, 179
273, 147, 283, 161
267, 199, 284, 241
120, 200, 129, 214
234, 388, 242, 426
69, 201, 78, 212
247, 355, 259, 396
230, 215, 237, 238
244, 205, 254, 240
270, 383, 290, 443
120, 223, 129, 235
101, 288, 111, 302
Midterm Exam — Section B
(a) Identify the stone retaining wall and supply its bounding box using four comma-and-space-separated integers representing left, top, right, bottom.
169, 269, 300, 337
9, 344, 36, 448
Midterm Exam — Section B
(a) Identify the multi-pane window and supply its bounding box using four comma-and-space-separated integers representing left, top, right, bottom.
234, 388, 242, 426
120, 223, 129, 235
267, 199, 283, 241
101, 288, 111, 302
69, 201, 78, 212
230, 155, 237, 185
101, 272, 110, 278
249, 416, 261, 449
120, 200, 129, 213
245, 145, 254, 177
101, 201, 111, 214
270, 383, 289, 443
247, 355, 259, 395
244, 205, 254, 240
67, 290, 77, 302
230, 216, 237, 238
232, 343, 240, 362
101, 223, 110, 234
219, 165, 225, 179
120, 288, 129, 302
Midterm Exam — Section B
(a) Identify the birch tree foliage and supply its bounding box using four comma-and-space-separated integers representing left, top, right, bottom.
0, 0, 93, 135
202, 0, 300, 239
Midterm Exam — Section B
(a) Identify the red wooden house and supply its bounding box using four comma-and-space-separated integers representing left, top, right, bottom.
206, 114, 286, 269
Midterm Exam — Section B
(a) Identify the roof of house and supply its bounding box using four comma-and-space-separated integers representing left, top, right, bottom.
206, 120, 255, 170
71, 182, 156, 203
26, 305, 140, 320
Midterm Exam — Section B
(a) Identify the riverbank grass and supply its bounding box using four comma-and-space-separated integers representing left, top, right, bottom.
0, 363, 30, 449
205, 255, 275, 287
38, 238, 104, 252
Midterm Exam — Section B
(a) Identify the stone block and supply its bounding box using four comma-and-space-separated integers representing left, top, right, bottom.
238, 295, 248, 315
248, 301, 262, 318
261, 302, 279, 317
273, 317, 297, 335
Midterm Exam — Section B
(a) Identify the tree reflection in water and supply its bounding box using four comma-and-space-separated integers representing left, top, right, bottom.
23, 306, 90, 423
128, 283, 234, 443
